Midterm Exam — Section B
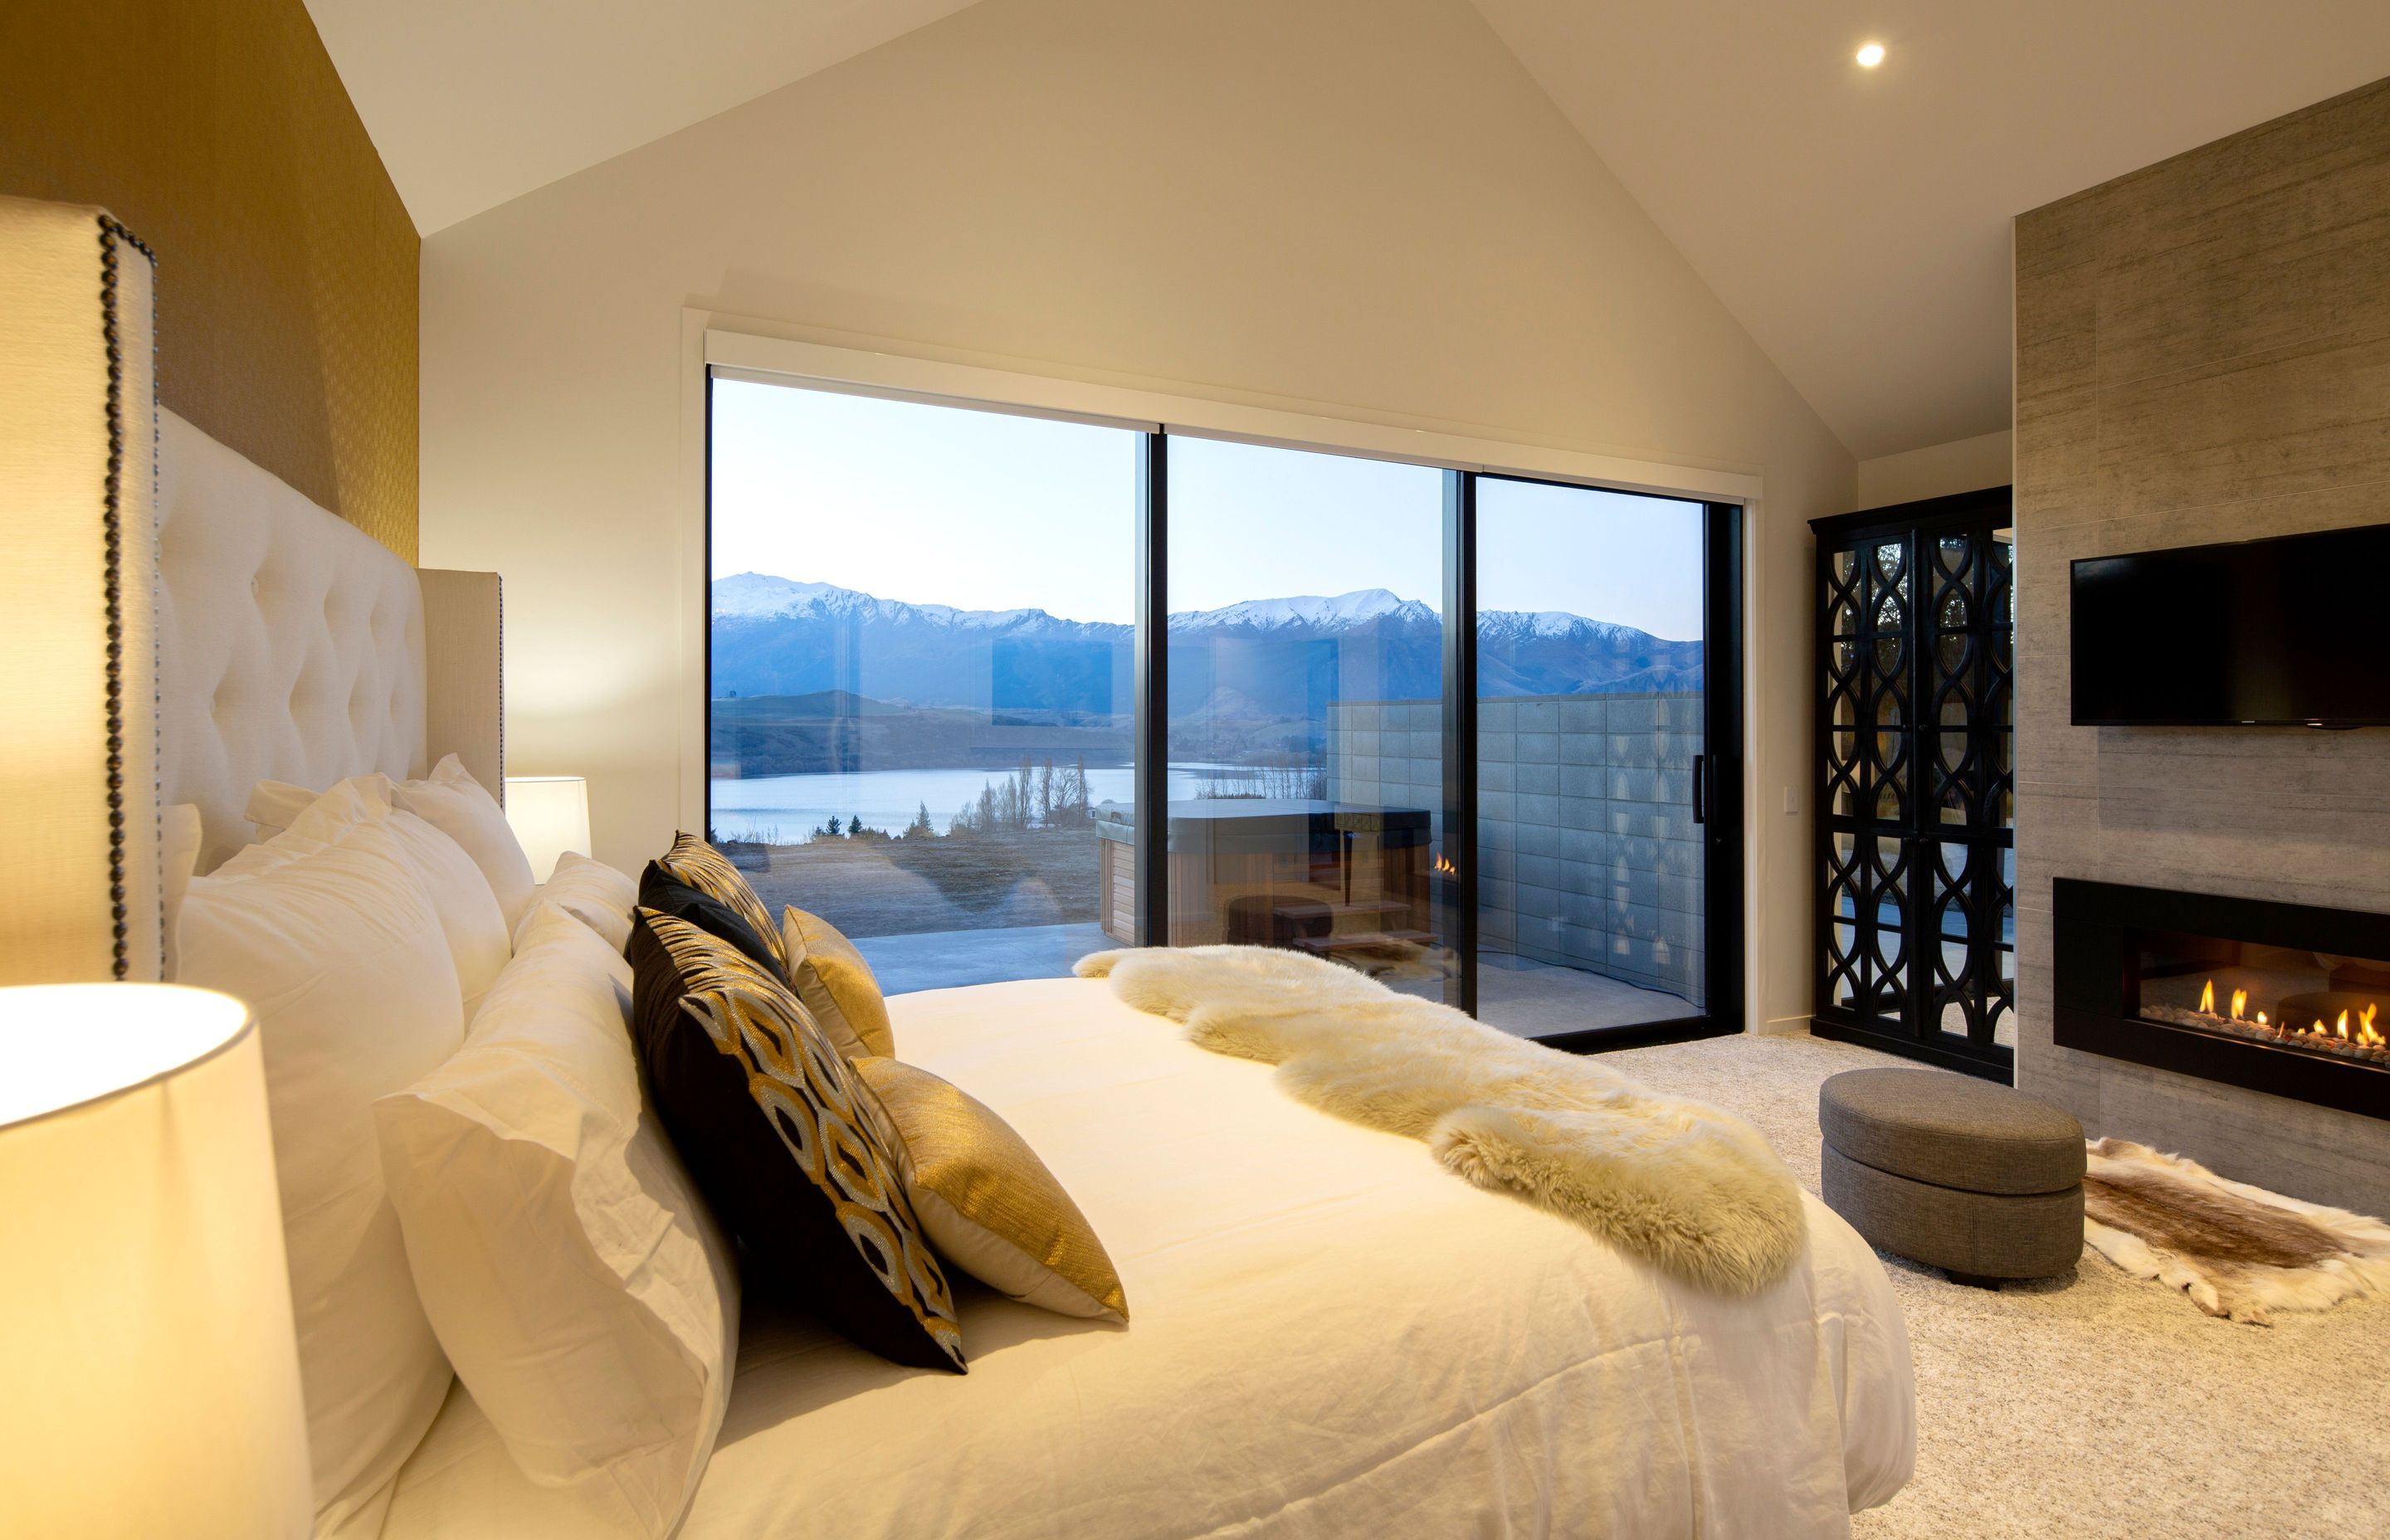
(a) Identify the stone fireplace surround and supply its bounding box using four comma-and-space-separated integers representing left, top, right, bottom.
2012, 77, 2390, 1218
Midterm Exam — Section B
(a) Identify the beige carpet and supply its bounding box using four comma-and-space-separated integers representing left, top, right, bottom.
1609, 1031, 2390, 1540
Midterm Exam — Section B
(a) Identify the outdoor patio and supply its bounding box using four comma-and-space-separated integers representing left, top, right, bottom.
856, 920, 1695, 1039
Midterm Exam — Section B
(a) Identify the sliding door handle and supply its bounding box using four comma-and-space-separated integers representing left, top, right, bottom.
1692, 753, 1708, 826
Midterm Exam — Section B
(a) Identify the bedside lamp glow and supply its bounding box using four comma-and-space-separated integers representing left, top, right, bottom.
505, 775, 593, 883
0, 984, 312, 1538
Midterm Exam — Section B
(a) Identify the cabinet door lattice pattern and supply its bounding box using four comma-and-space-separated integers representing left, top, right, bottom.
1814, 497, 2014, 1077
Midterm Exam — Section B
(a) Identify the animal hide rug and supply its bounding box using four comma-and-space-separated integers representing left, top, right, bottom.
1076, 945, 1806, 1295
2083, 1138, 2390, 1324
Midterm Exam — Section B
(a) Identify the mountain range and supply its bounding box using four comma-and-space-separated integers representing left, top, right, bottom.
710, 572, 1700, 719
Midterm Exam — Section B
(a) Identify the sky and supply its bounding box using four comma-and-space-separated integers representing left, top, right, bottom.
710, 377, 1705, 640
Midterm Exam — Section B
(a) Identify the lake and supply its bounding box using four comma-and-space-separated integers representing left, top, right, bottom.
708, 763, 1308, 841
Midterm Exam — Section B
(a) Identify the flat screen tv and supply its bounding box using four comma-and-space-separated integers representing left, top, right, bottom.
2071, 522, 2390, 726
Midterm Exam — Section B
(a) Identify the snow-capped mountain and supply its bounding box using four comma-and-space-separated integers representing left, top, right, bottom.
1170, 589, 1441, 632
710, 575, 1699, 713
711, 573, 1112, 636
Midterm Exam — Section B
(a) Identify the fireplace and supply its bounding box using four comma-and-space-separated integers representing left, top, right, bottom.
2053, 880, 2390, 1120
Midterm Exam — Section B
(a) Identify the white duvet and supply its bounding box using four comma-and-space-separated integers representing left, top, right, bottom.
382, 977, 1913, 1539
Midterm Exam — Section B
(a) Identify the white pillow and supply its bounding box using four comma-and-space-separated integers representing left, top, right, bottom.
391, 755, 539, 933
240, 776, 513, 1022
519, 849, 637, 953
175, 817, 465, 1536
375, 906, 739, 1539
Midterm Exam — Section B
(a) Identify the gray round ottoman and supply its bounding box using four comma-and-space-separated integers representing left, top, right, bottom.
1818, 1068, 2085, 1286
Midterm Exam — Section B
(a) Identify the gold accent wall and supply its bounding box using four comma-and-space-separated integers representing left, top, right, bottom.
0, 0, 418, 559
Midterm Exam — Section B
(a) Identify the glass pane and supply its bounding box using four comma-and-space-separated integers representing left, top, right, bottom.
1937, 534, 1972, 581
1474, 479, 1707, 1038
707, 378, 1136, 989
1163, 438, 1454, 1003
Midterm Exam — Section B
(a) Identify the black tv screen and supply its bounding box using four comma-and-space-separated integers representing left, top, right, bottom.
2071, 522, 2390, 726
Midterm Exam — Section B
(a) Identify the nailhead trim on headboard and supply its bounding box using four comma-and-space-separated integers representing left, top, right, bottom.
95, 213, 156, 981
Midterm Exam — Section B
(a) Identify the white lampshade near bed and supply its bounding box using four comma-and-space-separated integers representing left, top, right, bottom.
505, 775, 593, 883
0, 984, 312, 1538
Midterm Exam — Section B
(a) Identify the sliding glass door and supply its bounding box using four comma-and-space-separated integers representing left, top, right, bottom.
707, 370, 1743, 1040
1160, 437, 1460, 1004
1466, 478, 1743, 1042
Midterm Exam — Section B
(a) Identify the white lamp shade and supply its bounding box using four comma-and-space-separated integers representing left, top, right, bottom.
504, 775, 592, 883
0, 984, 311, 1538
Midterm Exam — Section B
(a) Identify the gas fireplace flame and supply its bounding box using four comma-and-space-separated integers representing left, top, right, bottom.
1433, 854, 1456, 877
2178, 980, 2387, 1056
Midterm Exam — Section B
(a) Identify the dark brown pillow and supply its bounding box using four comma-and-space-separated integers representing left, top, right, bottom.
637, 863, 778, 976
627, 908, 963, 1372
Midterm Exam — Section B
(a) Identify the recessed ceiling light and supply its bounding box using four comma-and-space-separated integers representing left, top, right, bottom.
1856, 42, 1886, 68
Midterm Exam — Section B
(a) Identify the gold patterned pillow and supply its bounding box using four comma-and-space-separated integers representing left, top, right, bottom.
781, 906, 895, 1059
627, 909, 963, 1372
654, 832, 788, 977
855, 1057, 1128, 1324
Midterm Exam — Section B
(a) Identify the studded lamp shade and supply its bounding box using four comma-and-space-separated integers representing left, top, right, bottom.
0, 197, 164, 983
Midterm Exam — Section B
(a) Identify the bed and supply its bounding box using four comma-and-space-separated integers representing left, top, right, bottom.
90, 206, 1913, 1537
378, 974, 1911, 1538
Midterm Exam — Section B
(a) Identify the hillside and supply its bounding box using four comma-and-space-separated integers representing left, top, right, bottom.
712, 690, 1129, 777
710, 575, 1702, 719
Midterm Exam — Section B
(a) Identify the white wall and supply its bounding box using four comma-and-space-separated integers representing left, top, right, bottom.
1856, 429, 2014, 510
419, 0, 1855, 1031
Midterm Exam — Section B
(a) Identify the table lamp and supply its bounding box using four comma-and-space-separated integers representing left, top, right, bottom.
0, 983, 311, 1538
505, 774, 593, 883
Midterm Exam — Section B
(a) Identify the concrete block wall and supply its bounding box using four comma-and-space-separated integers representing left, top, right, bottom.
1326, 692, 1705, 1003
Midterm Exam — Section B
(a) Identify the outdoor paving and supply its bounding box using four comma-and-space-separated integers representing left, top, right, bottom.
1474, 952, 1695, 1037
858, 921, 1695, 1042
855, 922, 1115, 994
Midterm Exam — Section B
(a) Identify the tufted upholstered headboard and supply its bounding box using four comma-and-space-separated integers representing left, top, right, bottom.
157, 408, 425, 871
155, 408, 503, 874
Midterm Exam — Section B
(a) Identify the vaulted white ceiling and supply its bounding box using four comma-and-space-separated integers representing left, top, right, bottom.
304, 0, 985, 236
1469, 1, 2390, 456
314, 0, 2390, 459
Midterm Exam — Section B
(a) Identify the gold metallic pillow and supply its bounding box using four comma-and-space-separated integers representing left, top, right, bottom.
656, 833, 788, 976
856, 1057, 1127, 1324
780, 906, 894, 1059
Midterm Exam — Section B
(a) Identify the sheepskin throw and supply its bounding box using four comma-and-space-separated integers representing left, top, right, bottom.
1076, 945, 1807, 1295
2083, 1138, 2390, 1324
